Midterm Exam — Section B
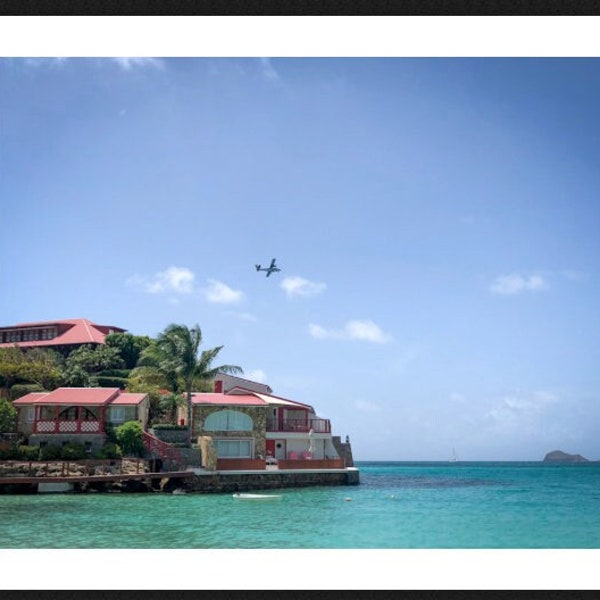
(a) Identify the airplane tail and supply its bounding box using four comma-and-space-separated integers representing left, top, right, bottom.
255, 264, 260, 271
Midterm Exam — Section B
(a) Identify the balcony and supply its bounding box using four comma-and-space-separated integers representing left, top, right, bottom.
33, 420, 103, 434
266, 418, 331, 433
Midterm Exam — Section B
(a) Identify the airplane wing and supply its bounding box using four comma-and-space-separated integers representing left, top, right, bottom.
269, 258, 277, 268
266, 270, 272, 277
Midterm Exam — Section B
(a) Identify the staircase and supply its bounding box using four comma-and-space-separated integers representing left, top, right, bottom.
142, 431, 185, 471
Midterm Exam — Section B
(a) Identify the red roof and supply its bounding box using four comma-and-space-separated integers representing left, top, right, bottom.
13, 392, 48, 403
234, 388, 314, 411
110, 393, 147, 405
0, 318, 126, 349
13, 388, 121, 406
190, 393, 267, 406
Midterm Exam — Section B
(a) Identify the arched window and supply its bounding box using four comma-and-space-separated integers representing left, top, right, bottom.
58, 407, 97, 421
204, 410, 253, 431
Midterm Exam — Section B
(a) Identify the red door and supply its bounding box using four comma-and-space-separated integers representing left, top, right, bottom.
266, 439, 275, 458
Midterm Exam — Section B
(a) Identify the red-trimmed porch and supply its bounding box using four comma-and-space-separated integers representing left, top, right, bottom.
30, 405, 106, 434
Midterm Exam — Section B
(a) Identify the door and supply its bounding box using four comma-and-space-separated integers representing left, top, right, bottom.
274, 440, 286, 460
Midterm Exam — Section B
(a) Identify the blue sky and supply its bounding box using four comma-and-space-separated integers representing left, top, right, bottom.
3, 55, 600, 461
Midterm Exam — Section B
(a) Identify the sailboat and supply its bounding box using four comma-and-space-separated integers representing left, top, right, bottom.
449, 447, 459, 463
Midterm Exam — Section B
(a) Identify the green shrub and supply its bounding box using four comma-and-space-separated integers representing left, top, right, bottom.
151, 424, 187, 431
0, 447, 17, 460
10, 384, 45, 401
60, 443, 87, 460
0, 398, 18, 433
95, 442, 122, 459
104, 423, 118, 444
115, 421, 144, 457
38, 444, 62, 461
17, 445, 40, 460
97, 369, 131, 379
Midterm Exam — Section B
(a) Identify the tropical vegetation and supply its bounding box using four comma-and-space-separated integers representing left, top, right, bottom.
0, 322, 243, 450
135, 323, 243, 442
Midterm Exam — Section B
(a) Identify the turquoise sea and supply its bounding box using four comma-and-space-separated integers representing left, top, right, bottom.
1, 461, 600, 549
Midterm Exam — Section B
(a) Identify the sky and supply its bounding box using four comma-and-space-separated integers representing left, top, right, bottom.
2, 48, 600, 462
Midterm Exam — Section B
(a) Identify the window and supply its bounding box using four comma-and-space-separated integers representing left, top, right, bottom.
215, 439, 252, 458
110, 407, 125, 423
204, 410, 252, 431
59, 406, 79, 421
26, 408, 35, 422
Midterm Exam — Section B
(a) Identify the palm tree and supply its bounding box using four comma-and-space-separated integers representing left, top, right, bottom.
138, 323, 242, 443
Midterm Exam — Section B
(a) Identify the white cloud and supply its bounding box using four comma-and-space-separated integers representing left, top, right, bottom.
127, 266, 195, 295
259, 58, 279, 80
309, 319, 392, 343
111, 57, 163, 70
202, 279, 245, 304
345, 320, 393, 343
485, 389, 559, 431
308, 324, 329, 339
489, 273, 548, 295
246, 369, 267, 383
281, 276, 326, 298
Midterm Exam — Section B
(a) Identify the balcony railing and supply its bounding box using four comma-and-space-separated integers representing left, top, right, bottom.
266, 418, 331, 433
142, 431, 185, 470
33, 420, 102, 434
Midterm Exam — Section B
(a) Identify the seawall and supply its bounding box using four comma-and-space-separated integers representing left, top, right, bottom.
183, 467, 360, 493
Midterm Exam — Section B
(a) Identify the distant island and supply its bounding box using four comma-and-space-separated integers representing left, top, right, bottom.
543, 450, 589, 463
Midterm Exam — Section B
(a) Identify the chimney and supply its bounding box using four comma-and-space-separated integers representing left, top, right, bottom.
214, 380, 223, 393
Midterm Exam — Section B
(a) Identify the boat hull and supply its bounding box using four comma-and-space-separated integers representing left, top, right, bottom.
232, 493, 282, 500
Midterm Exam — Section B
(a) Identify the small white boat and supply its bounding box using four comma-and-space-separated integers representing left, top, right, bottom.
449, 447, 459, 463
232, 492, 282, 500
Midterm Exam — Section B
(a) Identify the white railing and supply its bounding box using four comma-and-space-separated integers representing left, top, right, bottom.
34, 420, 101, 434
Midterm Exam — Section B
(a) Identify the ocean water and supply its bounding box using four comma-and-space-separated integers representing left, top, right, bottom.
1, 461, 600, 549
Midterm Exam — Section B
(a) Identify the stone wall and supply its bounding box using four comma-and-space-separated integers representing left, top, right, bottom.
193, 405, 267, 457
178, 447, 201, 468
28, 433, 105, 452
198, 436, 217, 469
187, 469, 360, 493
332, 435, 354, 467
149, 428, 188, 444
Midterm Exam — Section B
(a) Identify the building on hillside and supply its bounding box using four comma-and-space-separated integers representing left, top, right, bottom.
13, 387, 149, 452
0, 318, 126, 355
190, 381, 353, 471
213, 372, 273, 395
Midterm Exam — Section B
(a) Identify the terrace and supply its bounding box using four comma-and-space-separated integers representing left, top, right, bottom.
32, 406, 105, 434
266, 417, 331, 433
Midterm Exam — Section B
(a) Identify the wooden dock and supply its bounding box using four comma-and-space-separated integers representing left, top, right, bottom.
0, 470, 195, 485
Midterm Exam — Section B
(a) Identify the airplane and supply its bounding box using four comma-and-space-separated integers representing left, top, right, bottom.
255, 258, 281, 277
